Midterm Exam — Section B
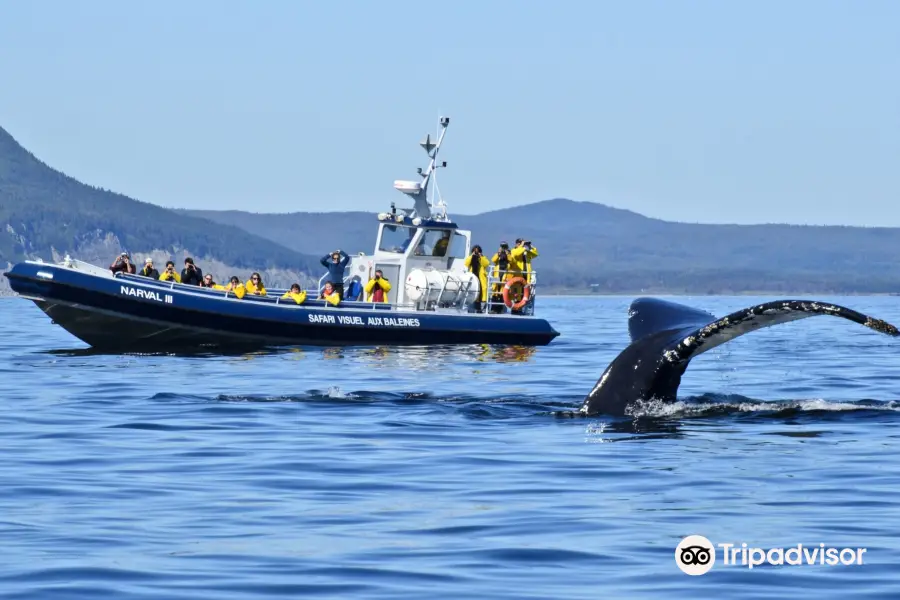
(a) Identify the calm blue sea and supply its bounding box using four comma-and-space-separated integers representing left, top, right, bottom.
1, 295, 899, 599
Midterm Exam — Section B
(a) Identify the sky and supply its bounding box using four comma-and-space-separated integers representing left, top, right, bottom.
1, 0, 898, 226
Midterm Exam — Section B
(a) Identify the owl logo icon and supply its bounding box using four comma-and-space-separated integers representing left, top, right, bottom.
675, 535, 716, 575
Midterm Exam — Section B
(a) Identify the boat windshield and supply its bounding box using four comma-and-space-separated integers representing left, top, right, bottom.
379, 224, 417, 253
414, 229, 452, 257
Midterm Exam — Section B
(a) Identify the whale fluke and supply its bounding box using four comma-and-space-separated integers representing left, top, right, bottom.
580, 298, 900, 417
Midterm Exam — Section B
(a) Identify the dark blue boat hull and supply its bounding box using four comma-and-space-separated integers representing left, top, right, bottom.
4, 262, 560, 350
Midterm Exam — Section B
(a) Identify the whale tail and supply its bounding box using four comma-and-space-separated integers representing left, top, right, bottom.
580, 298, 900, 417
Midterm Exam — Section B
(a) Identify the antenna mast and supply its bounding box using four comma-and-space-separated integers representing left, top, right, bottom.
392, 116, 450, 221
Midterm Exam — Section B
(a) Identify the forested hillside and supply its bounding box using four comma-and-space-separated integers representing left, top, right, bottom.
185, 199, 900, 293
0, 126, 320, 279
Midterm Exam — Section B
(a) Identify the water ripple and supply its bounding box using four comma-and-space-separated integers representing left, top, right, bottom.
2, 296, 900, 598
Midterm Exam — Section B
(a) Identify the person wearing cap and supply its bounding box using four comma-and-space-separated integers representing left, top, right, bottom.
319, 249, 350, 299
510, 238, 538, 283
159, 260, 182, 283
139, 257, 159, 279
109, 252, 136, 275
180, 257, 203, 286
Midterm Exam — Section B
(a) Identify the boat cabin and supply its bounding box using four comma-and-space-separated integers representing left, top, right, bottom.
336, 216, 471, 305
315, 116, 536, 314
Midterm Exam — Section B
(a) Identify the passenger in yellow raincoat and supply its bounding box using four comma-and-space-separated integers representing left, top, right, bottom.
245, 272, 267, 296
281, 283, 307, 305
509, 238, 538, 283
488, 242, 514, 313
364, 268, 392, 303
158, 260, 182, 283
464, 245, 489, 312
219, 276, 246, 299
490, 242, 514, 281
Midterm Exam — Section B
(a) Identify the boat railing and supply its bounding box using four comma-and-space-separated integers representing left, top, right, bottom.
121, 266, 537, 314
313, 270, 364, 299
315, 271, 329, 294
117, 272, 394, 310
483, 268, 538, 315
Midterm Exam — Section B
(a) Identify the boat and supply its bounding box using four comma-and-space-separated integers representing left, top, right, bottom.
3, 117, 560, 350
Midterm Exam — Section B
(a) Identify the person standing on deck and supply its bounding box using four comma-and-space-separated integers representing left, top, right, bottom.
320, 249, 350, 299
465, 245, 490, 312
364, 268, 392, 303
489, 242, 512, 313
510, 238, 538, 283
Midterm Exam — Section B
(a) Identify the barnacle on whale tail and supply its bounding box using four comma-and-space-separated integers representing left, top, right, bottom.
865, 317, 900, 336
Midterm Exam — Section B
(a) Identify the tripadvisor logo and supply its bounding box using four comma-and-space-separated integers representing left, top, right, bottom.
675, 535, 868, 575
675, 535, 715, 575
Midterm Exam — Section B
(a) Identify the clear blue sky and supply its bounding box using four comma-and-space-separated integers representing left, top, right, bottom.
1, 0, 897, 225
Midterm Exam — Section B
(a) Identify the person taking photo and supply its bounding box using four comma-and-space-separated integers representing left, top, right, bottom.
364, 268, 392, 303
465, 245, 489, 312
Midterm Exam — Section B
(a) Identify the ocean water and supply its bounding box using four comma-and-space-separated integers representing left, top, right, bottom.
1, 295, 899, 599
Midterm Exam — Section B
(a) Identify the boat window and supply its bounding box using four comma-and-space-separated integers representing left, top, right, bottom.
378, 225, 416, 253
415, 229, 452, 257
447, 232, 469, 259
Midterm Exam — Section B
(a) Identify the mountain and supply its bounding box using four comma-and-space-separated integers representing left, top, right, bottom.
183, 199, 900, 294
4, 121, 899, 296
0, 126, 321, 292
181, 208, 376, 259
